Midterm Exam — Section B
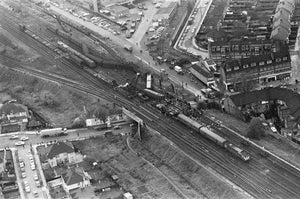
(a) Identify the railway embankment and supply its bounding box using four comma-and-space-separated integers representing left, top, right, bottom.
206, 109, 300, 170
133, 130, 254, 199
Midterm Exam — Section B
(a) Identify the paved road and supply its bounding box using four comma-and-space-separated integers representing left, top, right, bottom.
175, 0, 211, 58
48, 5, 206, 98
3, 127, 129, 199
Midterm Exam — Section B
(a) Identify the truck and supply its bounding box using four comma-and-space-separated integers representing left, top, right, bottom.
124, 45, 133, 53
40, 128, 68, 138
174, 65, 183, 74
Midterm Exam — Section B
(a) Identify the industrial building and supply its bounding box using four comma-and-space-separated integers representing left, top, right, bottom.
152, 1, 178, 24
189, 61, 215, 87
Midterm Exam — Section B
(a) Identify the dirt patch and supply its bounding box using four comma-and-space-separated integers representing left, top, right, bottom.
72, 135, 188, 199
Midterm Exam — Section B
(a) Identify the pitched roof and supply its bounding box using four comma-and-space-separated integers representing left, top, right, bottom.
0, 150, 4, 164
0, 103, 28, 115
47, 142, 74, 159
61, 167, 85, 185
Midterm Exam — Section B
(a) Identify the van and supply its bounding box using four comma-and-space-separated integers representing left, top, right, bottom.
174, 66, 183, 74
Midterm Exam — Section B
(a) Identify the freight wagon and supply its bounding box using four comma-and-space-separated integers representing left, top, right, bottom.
177, 114, 250, 161
142, 89, 164, 100
57, 41, 96, 68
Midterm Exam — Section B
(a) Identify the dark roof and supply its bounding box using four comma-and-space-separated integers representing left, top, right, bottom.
229, 87, 300, 121
0, 103, 28, 115
190, 62, 213, 78
223, 50, 290, 71
61, 167, 85, 186
47, 142, 74, 159
0, 150, 4, 164
210, 38, 273, 47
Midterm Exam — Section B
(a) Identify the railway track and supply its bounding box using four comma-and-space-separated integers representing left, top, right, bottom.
1, 5, 300, 198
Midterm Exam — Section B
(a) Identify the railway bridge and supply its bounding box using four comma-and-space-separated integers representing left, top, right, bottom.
122, 107, 143, 140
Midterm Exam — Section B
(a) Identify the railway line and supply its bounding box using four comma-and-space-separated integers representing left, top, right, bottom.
1, 5, 300, 198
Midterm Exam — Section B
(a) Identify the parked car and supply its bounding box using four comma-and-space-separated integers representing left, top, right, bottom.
21, 172, 26, 178
9, 135, 19, 140
15, 141, 25, 146
34, 174, 39, 181
35, 181, 41, 187
33, 191, 39, 198
20, 136, 29, 141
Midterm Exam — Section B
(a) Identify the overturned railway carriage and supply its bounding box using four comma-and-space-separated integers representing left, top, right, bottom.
143, 89, 165, 100
57, 41, 96, 68
177, 114, 250, 161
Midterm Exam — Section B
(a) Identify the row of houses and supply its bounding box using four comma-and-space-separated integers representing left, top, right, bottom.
38, 141, 90, 193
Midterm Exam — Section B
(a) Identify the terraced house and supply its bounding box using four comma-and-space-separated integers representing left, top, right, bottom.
220, 50, 291, 91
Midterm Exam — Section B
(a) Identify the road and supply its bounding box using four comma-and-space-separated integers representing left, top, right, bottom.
48, 5, 206, 98
4, 127, 129, 199
175, 0, 211, 58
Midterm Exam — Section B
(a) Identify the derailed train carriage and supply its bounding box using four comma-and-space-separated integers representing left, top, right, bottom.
177, 114, 251, 162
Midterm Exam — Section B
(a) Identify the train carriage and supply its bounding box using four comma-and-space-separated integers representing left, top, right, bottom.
199, 126, 227, 146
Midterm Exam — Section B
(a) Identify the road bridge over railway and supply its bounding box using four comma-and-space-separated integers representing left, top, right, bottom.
122, 107, 143, 140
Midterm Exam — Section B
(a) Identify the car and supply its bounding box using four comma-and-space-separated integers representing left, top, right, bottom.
15, 141, 25, 146
35, 181, 41, 187
114, 125, 122, 130
20, 136, 29, 141
34, 174, 39, 181
33, 191, 39, 197
21, 172, 26, 178
31, 164, 36, 170
9, 135, 19, 140
24, 180, 29, 186
21, 167, 25, 172
25, 186, 31, 193
20, 162, 25, 168
28, 154, 33, 160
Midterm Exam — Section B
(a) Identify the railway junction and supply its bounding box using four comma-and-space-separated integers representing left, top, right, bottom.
1, 0, 300, 199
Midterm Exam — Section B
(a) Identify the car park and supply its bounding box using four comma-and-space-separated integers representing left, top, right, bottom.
15, 141, 25, 146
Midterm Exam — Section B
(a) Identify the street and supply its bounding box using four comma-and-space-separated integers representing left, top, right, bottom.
4, 127, 129, 199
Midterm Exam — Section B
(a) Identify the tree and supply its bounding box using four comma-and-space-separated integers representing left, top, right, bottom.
246, 117, 266, 140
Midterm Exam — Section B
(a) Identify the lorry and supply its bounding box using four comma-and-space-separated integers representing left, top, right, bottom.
40, 128, 68, 138
174, 65, 183, 74
124, 45, 133, 53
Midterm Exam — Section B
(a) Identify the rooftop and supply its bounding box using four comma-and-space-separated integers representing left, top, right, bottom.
61, 167, 86, 186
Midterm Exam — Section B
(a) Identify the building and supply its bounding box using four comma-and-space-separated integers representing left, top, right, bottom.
189, 62, 215, 87
271, 0, 295, 42
100, 0, 133, 7
220, 49, 291, 91
209, 39, 280, 65
0, 102, 29, 134
0, 149, 4, 173
153, 1, 178, 24
61, 167, 91, 191
39, 141, 83, 168
107, 5, 130, 18
48, 177, 71, 199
